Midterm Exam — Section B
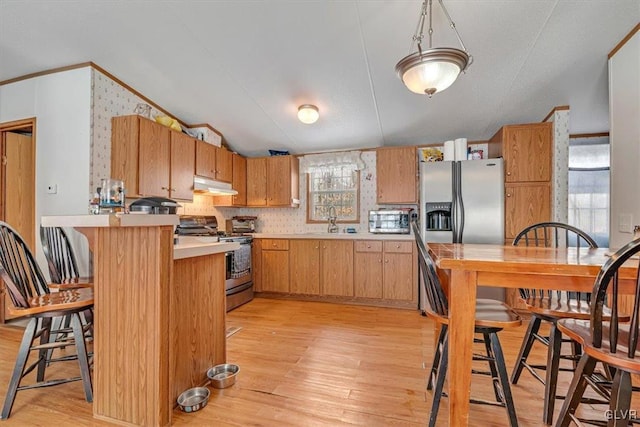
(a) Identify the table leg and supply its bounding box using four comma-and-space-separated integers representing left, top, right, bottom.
448, 269, 477, 426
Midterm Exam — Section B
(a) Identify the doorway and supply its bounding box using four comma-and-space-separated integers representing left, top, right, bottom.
0, 117, 36, 322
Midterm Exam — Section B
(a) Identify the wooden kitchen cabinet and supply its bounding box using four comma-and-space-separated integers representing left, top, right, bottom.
246, 155, 299, 207
212, 153, 247, 207
289, 240, 320, 295
376, 146, 417, 204
354, 240, 416, 302
505, 183, 552, 240
382, 241, 415, 301
111, 115, 195, 200
195, 141, 233, 183
320, 240, 354, 297
354, 241, 383, 298
261, 239, 290, 293
215, 146, 233, 183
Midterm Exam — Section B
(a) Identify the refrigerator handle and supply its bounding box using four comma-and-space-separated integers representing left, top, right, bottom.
456, 162, 465, 242
451, 162, 458, 242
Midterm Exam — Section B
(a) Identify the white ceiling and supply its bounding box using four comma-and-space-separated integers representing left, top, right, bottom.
0, 1, 638, 157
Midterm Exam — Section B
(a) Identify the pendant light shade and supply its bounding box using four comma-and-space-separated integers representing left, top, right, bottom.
395, 0, 472, 97
298, 104, 319, 124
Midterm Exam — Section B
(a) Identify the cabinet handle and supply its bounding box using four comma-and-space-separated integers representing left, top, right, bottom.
396, 244, 400, 249
272, 243, 277, 247
314, 246, 319, 249
506, 193, 512, 197
507, 172, 511, 176
366, 245, 371, 248
385, 259, 389, 263
378, 259, 382, 263
161, 186, 168, 190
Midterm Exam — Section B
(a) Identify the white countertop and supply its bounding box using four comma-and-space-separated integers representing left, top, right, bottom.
251, 232, 414, 241
173, 236, 240, 260
41, 213, 180, 227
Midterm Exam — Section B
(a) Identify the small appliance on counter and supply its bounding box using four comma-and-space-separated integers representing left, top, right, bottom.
129, 197, 181, 214
97, 178, 125, 213
368, 208, 412, 234
226, 216, 257, 234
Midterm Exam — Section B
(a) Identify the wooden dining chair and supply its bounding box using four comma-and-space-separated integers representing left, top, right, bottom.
413, 221, 521, 427
554, 237, 640, 427
40, 225, 92, 286
509, 221, 616, 425
0, 222, 94, 419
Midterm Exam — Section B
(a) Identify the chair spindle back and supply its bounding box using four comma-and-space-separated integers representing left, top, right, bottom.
0, 222, 49, 308
40, 226, 80, 283
412, 221, 448, 318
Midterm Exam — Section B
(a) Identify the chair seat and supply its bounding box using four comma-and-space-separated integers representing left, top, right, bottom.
49, 277, 93, 290
7, 287, 93, 317
427, 299, 521, 329
558, 319, 640, 375
523, 296, 627, 321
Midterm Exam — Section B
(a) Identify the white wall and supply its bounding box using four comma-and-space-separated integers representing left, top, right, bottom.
0, 67, 92, 275
609, 30, 640, 247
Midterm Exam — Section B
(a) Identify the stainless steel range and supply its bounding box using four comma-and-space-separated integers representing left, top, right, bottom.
176, 215, 254, 312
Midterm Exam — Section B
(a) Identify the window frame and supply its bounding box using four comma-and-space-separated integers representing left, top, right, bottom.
306, 168, 360, 224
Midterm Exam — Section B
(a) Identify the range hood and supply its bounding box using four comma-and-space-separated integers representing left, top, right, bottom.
193, 176, 238, 196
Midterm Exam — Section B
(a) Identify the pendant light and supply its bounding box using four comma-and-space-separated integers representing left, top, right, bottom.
395, 0, 473, 97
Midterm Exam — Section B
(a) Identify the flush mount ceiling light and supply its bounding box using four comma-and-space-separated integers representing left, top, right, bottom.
395, 0, 472, 97
297, 104, 319, 124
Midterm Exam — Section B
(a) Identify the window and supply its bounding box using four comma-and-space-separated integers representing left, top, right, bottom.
307, 165, 359, 222
300, 151, 364, 223
568, 140, 609, 247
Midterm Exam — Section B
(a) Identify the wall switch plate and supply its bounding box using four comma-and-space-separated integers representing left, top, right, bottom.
619, 213, 633, 233
47, 184, 57, 194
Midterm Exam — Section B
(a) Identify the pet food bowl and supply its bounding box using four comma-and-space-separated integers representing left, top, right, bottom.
177, 386, 210, 413
207, 363, 239, 389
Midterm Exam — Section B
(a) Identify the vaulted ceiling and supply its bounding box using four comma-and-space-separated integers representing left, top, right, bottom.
1, 1, 638, 157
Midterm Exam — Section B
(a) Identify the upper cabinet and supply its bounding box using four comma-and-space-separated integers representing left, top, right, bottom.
111, 115, 195, 201
195, 140, 233, 183
246, 155, 299, 208
212, 153, 247, 207
489, 123, 552, 183
376, 146, 417, 204
489, 122, 553, 242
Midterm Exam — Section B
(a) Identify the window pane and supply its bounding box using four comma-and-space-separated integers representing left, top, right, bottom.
307, 166, 359, 223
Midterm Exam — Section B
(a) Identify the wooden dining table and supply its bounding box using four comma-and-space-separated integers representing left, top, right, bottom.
426, 242, 639, 426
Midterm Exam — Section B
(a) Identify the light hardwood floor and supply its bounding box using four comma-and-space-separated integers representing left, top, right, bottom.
0, 298, 627, 426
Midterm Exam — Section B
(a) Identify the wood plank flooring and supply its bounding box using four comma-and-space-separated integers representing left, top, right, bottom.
0, 298, 631, 426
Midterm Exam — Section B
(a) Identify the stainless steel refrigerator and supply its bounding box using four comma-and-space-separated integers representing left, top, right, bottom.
419, 158, 505, 301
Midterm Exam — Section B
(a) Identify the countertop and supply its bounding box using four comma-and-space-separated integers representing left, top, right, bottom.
251, 232, 414, 241
173, 236, 240, 260
41, 213, 180, 227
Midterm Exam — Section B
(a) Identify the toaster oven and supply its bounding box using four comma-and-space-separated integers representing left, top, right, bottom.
368, 209, 412, 234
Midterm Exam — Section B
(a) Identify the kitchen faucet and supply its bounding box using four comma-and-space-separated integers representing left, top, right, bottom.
327, 205, 339, 233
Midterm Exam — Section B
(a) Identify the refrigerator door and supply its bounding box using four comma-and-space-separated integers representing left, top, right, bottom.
459, 158, 504, 244
419, 161, 453, 243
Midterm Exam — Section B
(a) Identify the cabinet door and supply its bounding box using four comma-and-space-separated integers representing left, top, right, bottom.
215, 147, 233, 183
139, 119, 171, 197
247, 158, 267, 206
505, 183, 551, 239
383, 252, 415, 301
376, 146, 417, 204
504, 123, 552, 183
320, 240, 354, 296
211, 153, 247, 207
267, 156, 292, 206
290, 240, 320, 295
252, 239, 262, 292
111, 116, 141, 197
170, 132, 195, 201
195, 140, 216, 179
354, 252, 383, 298
261, 250, 289, 293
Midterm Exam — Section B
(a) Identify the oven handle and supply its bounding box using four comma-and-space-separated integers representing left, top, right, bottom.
226, 281, 253, 296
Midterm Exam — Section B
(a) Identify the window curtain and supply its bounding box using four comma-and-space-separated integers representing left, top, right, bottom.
299, 151, 366, 174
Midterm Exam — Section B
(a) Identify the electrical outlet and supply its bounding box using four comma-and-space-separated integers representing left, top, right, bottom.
47, 184, 57, 194
619, 213, 633, 233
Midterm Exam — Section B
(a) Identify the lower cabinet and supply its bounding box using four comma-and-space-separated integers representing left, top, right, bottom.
320, 240, 354, 297
354, 240, 416, 302
261, 239, 290, 293
290, 240, 320, 295
256, 237, 416, 307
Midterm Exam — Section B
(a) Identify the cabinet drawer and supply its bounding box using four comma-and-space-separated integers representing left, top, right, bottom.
354, 241, 382, 253
261, 239, 289, 250
383, 241, 413, 254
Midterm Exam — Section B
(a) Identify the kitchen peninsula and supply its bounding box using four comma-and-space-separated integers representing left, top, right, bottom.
41, 214, 238, 426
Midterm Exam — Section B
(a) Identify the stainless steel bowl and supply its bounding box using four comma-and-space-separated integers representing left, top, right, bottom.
177, 387, 210, 413
207, 364, 239, 389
